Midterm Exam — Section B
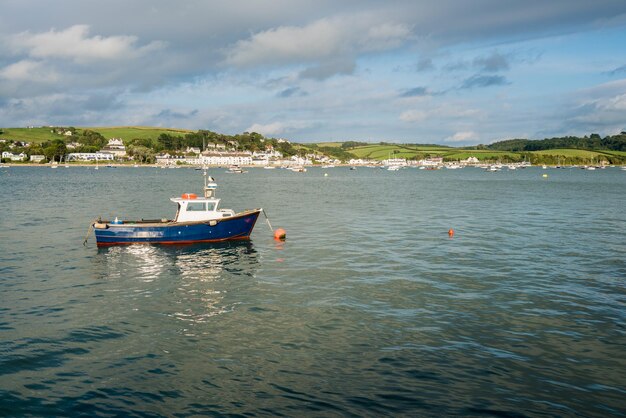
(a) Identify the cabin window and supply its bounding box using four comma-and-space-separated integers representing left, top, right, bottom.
186, 202, 206, 211
206, 202, 216, 211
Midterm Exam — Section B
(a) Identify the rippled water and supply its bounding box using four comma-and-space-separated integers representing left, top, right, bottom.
1, 166, 625, 417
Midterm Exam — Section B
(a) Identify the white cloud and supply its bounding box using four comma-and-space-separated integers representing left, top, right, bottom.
225, 15, 411, 67
0, 60, 58, 82
246, 122, 287, 136
399, 109, 427, 122
445, 131, 478, 142
7, 25, 165, 63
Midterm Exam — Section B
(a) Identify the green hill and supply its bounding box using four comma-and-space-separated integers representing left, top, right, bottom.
0, 126, 194, 144
2, 126, 626, 165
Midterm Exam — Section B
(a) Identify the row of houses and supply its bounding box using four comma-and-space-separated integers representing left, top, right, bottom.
156, 149, 286, 166
2, 151, 49, 163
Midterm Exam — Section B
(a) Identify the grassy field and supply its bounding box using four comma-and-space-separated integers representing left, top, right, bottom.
90, 126, 193, 141
3, 127, 625, 163
346, 144, 452, 160
341, 143, 517, 161
0, 127, 62, 143
0, 126, 193, 143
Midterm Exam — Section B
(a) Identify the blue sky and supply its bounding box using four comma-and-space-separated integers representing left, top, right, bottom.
1, 0, 625, 145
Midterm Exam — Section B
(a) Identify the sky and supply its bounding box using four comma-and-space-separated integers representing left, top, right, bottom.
1, 0, 625, 145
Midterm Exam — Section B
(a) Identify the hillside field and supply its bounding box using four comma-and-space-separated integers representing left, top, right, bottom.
0, 126, 193, 144
2, 127, 625, 164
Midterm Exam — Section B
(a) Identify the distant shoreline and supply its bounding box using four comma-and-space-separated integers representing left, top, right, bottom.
1, 163, 623, 168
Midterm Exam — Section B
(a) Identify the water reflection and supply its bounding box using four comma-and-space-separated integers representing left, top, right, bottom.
93, 242, 259, 325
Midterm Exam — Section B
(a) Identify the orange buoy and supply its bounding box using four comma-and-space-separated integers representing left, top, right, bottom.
181, 193, 197, 199
274, 228, 286, 240
448, 229, 454, 237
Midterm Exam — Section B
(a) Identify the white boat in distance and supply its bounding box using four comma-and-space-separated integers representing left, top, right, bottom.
226, 165, 247, 174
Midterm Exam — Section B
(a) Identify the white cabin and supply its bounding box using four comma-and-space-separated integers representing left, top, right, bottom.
169, 178, 235, 223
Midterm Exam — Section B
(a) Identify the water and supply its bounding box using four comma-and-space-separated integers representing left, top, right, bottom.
0, 165, 625, 417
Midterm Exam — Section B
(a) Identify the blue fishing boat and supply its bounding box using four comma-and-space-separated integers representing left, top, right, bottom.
92, 171, 261, 246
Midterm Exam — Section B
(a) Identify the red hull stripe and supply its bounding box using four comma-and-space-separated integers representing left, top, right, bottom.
96, 235, 251, 247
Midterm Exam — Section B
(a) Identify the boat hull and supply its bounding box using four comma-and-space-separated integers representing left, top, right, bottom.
94, 209, 261, 246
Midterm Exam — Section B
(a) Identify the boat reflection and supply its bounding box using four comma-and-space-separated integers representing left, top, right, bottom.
94, 241, 259, 324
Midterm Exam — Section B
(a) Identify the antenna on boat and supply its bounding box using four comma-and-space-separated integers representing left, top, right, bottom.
203, 168, 217, 198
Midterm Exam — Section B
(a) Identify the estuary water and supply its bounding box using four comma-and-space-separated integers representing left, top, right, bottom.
0, 165, 624, 417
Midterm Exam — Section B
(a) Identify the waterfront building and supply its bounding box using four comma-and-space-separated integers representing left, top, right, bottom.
67, 152, 115, 161
2, 151, 27, 161
99, 138, 127, 158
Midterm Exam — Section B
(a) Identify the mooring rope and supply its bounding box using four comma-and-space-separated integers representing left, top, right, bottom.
83, 219, 97, 246
261, 208, 274, 232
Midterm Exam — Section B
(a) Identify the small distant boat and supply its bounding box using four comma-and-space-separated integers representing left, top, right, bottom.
0, 164, 9, 168
226, 165, 247, 174
263, 166, 276, 169
350, 166, 357, 170
321, 164, 335, 168
387, 165, 401, 171
91, 171, 261, 246
288, 166, 307, 172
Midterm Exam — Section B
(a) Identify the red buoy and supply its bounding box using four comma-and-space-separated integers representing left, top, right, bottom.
181, 193, 197, 199
448, 229, 454, 237
274, 228, 286, 240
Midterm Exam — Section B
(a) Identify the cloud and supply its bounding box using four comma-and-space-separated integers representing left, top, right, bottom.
608, 64, 626, 76
399, 109, 427, 122
277, 87, 307, 98
399, 86, 429, 97
473, 52, 510, 72
1, 1, 625, 141
7, 25, 165, 63
399, 105, 481, 123
299, 59, 356, 80
445, 131, 478, 142
562, 79, 626, 133
224, 15, 412, 68
246, 122, 287, 136
156, 109, 199, 119
460, 74, 510, 89
416, 57, 434, 71
0, 60, 58, 82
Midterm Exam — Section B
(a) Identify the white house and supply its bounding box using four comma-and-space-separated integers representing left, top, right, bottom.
462, 156, 480, 165
383, 157, 408, 166
185, 147, 201, 155
30, 155, 46, 162
67, 152, 115, 161
99, 138, 126, 158
417, 157, 443, 167
200, 151, 253, 166
2, 151, 26, 161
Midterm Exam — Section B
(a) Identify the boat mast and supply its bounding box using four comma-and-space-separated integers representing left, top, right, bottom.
203, 169, 217, 198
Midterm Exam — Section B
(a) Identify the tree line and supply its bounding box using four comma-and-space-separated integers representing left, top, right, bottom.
484, 133, 626, 152
1, 129, 300, 163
